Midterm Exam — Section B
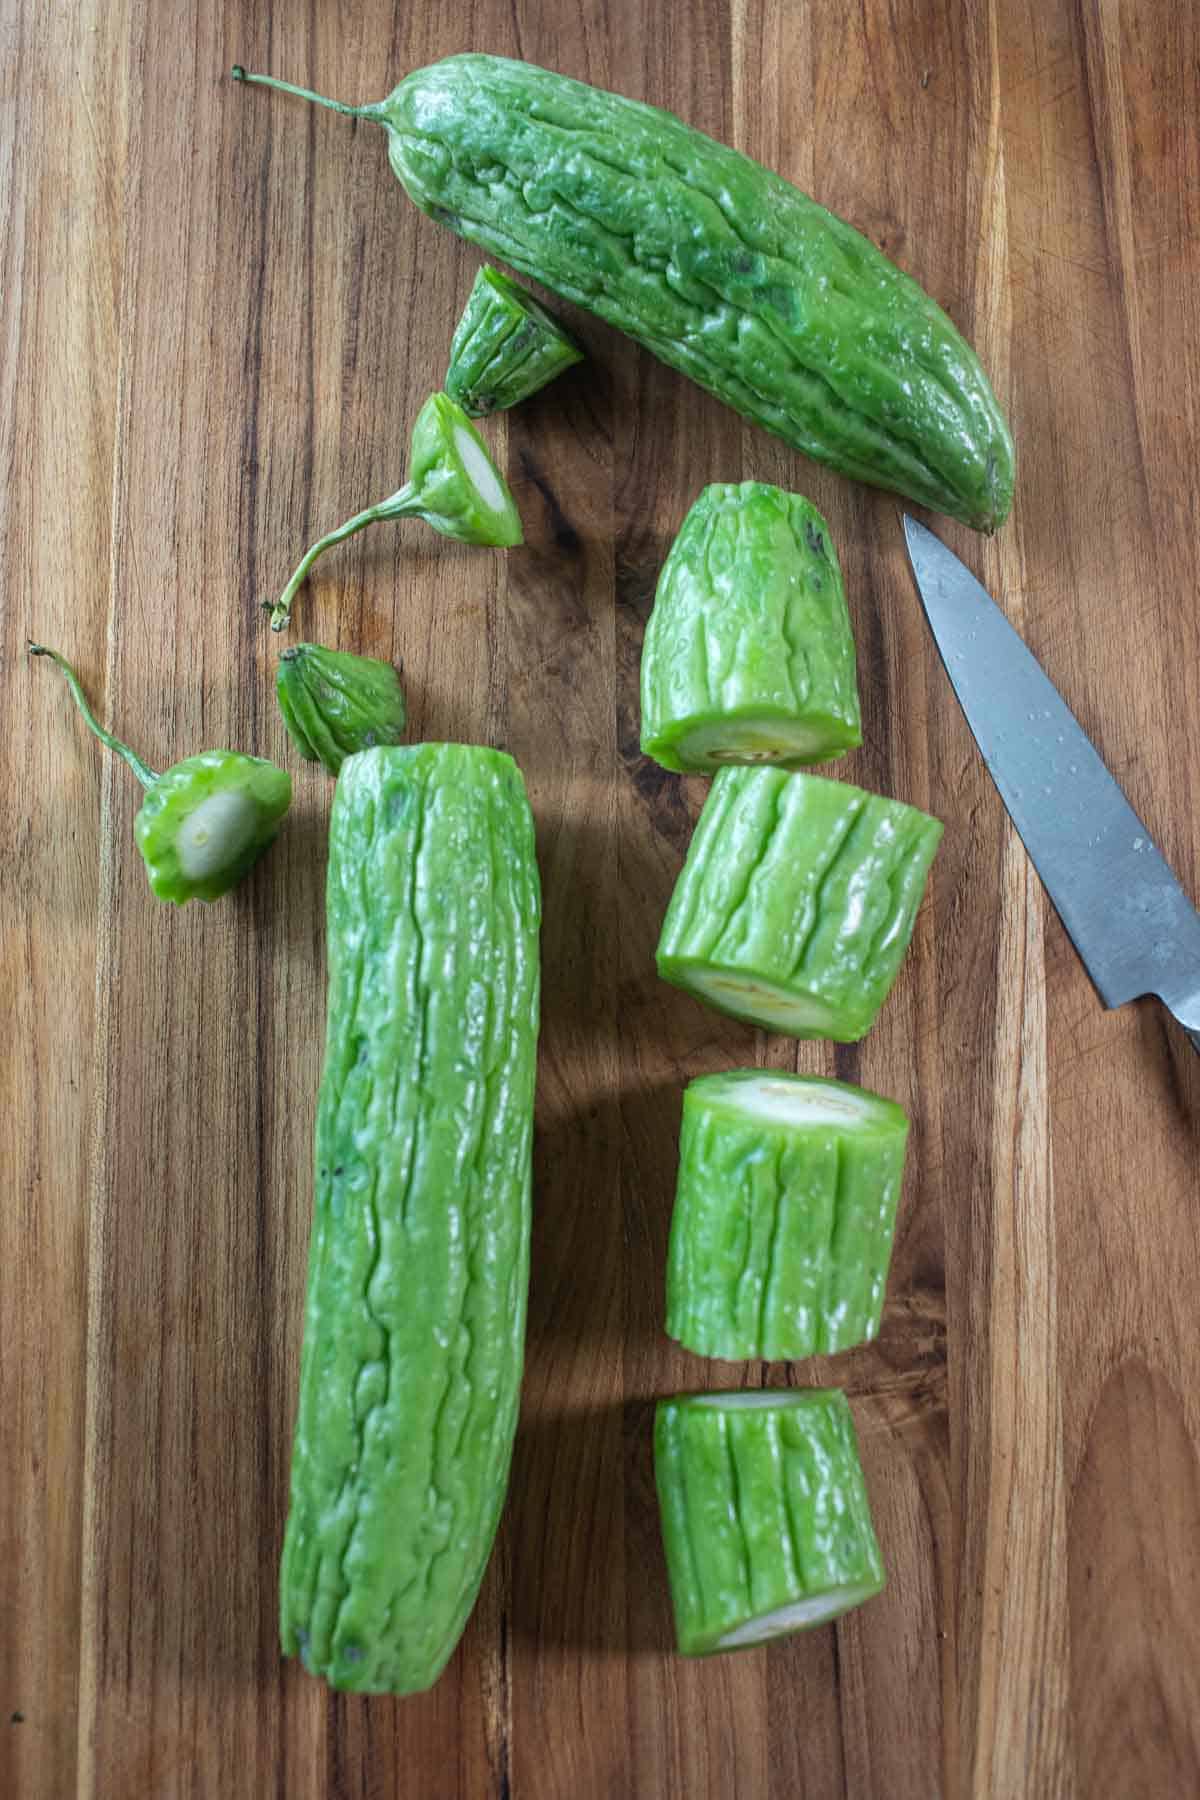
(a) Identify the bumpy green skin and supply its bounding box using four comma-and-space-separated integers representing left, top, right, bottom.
657, 767, 943, 1042
134, 752, 291, 903
276, 644, 407, 775
372, 56, 1013, 530
446, 265, 584, 415
280, 745, 541, 1695
666, 1072, 910, 1361
640, 484, 861, 773
654, 1391, 885, 1655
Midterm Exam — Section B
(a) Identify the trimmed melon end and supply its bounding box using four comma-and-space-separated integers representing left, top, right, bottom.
645, 712, 860, 776
658, 957, 866, 1042
706, 1580, 885, 1652
689, 1068, 909, 1137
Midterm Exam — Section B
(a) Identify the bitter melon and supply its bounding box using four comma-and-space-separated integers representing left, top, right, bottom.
276, 643, 407, 775
640, 483, 861, 773
446, 264, 583, 415
657, 766, 943, 1041
233, 57, 1014, 530
666, 1071, 910, 1361
280, 744, 541, 1695
655, 1390, 885, 1654
269, 391, 522, 631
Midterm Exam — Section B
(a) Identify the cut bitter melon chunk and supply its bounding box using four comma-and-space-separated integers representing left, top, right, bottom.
666, 1071, 911, 1361
640, 484, 861, 774
654, 1389, 885, 1655
656, 766, 943, 1042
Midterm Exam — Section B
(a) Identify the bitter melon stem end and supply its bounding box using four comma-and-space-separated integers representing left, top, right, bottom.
230, 66, 379, 123
269, 488, 417, 632
29, 642, 158, 788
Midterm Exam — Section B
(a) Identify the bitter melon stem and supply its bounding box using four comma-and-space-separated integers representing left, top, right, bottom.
230, 66, 379, 122
269, 485, 420, 632
29, 644, 158, 787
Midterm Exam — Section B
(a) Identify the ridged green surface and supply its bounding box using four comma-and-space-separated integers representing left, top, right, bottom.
666, 1072, 910, 1360
373, 55, 1013, 529
654, 1391, 885, 1655
657, 767, 943, 1042
445, 264, 583, 415
276, 644, 407, 776
280, 744, 541, 1695
640, 483, 861, 773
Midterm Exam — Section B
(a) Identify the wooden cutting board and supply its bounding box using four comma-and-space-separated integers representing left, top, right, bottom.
4, 2, 1199, 1793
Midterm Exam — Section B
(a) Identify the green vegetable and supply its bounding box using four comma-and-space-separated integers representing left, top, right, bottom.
640, 483, 861, 773
232, 57, 1013, 531
666, 1071, 910, 1361
280, 743, 541, 1695
657, 766, 943, 1041
269, 391, 522, 631
446, 264, 583, 416
276, 643, 407, 775
30, 644, 290, 903
655, 1390, 885, 1654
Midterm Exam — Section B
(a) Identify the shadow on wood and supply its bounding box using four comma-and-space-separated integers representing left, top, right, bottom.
508, 1396, 674, 1658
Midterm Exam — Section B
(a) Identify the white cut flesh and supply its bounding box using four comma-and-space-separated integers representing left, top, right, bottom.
690, 1391, 816, 1413
707, 1072, 881, 1130
715, 1585, 880, 1648
175, 790, 258, 879
682, 967, 835, 1035
454, 425, 507, 515
679, 717, 830, 767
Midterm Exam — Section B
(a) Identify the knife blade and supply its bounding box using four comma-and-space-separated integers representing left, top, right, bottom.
902, 515, 1200, 1053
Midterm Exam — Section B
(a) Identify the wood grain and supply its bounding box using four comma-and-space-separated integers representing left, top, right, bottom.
3, 2, 1199, 1794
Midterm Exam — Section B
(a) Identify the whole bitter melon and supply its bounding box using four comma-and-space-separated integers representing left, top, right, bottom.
280, 744, 541, 1695
640, 483, 861, 772
233, 58, 1015, 530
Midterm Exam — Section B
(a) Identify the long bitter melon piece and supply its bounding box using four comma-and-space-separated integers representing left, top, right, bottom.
640, 483, 861, 773
655, 1389, 885, 1654
666, 1071, 910, 1360
280, 744, 541, 1695
232, 58, 1014, 530
656, 767, 943, 1042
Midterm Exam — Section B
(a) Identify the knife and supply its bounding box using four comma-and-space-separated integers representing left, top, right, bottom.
902, 515, 1200, 1054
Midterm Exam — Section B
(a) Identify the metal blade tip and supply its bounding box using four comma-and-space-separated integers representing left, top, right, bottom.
902, 513, 936, 558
